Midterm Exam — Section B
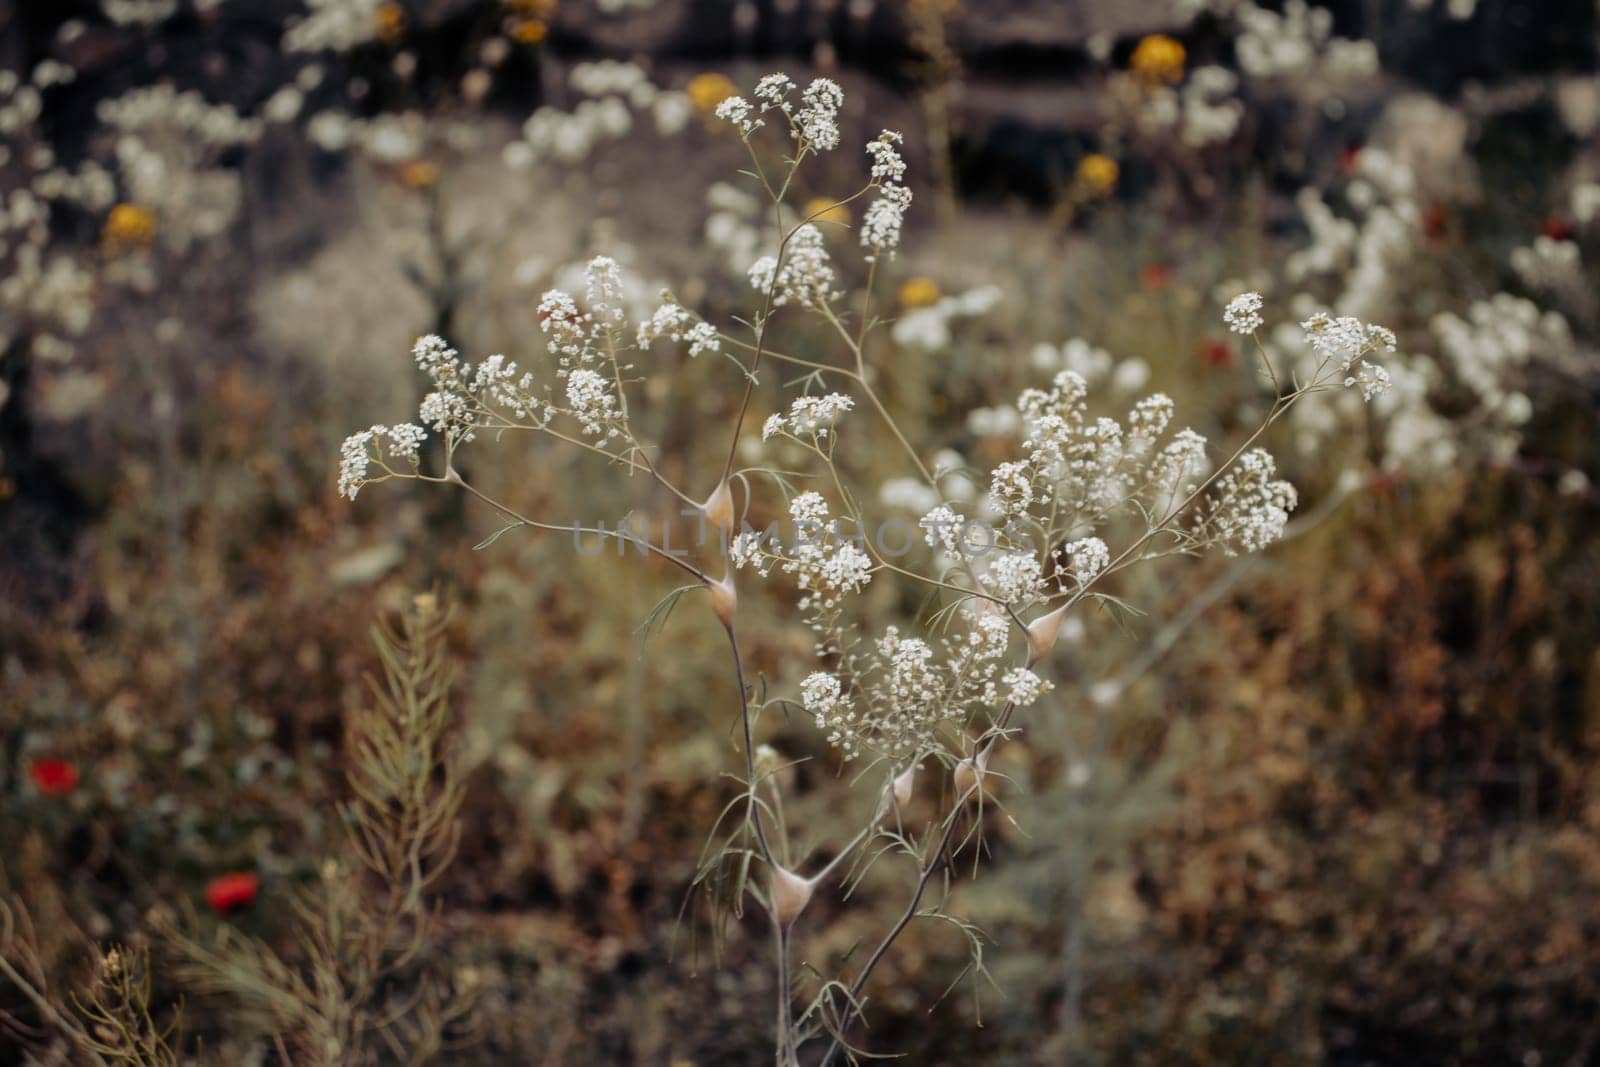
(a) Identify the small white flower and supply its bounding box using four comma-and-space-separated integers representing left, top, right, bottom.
1344, 361, 1391, 401
919, 504, 964, 553
714, 95, 762, 135
987, 551, 1044, 604
565, 368, 617, 436
794, 78, 843, 152
338, 423, 427, 500
865, 130, 906, 184
1224, 291, 1264, 335
765, 393, 855, 439
988, 460, 1035, 517
861, 184, 912, 258
1063, 537, 1110, 584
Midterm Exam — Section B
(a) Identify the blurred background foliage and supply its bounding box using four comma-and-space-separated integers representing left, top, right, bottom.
2, 0, 1600, 1063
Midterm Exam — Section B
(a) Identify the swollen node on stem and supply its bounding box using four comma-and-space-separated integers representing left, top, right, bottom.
708, 570, 738, 629
769, 865, 816, 930
1025, 603, 1072, 666
953, 748, 992, 800
703, 478, 736, 538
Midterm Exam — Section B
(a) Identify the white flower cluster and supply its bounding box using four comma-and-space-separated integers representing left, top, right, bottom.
637, 298, 721, 357
102, 0, 178, 26
1510, 235, 1582, 294
505, 62, 690, 168
1300, 310, 1397, 371
890, 285, 1002, 352
565, 369, 619, 437
1344, 361, 1392, 401
733, 492, 873, 614
748, 223, 838, 308
726, 73, 847, 155
284, 0, 387, 53
801, 672, 860, 756
985, 551, 1045, 604
1200, 448, 1298, 555
1062, 537, 1111, 585
1224, 291, 1265, 334
98, 86, 262, 252
338, 423, 427, 500
992, 667, 1053, 708
860, 129, 913, 260
987, 459, 1036, 517
0, 62, 112, 366
1124, 65, 1245, 150
799, 608, 1049, 761
762, 393, 855, 441
866, 130, 906, 183
1230, 0, 1379, 85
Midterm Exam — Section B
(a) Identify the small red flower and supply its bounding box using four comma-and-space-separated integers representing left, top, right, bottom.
204, 872, 260, 914
1541, 216, 1574, 242
1196, 337, 1234, 369
27, 758, 79, 796
1422, 203, 1449, 242
1139, 263, 1171, 291
1337, 143, 1363, 176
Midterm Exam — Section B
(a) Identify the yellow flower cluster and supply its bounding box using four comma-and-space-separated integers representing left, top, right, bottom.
374, 2, 405, 45
802, 197, 850, 227
1129, 34, 1185, 84
508, 18, 547, 43
898, 276, 941, 308
1075, 153, 1119, 198
687, 72, 738, 113
397, 160, 439, 189
102, 203, 157, 251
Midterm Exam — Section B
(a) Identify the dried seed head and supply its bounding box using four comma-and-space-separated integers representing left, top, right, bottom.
770, 864, 815, 929
703, 478, 735, 537
1025, 603, 1070, 666
708, 571, 737, 628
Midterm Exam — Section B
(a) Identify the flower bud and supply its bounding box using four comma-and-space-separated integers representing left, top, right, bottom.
1025, 603, 1070, 666
769, 865, 814, 929
708, 571, 737, 628
702, 479, 735, 538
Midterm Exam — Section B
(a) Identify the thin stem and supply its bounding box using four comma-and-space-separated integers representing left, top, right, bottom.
777, 927, 797, 1067
444, 471, 710, 585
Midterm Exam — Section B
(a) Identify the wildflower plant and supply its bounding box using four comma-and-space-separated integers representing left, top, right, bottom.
338, 73, 1393, 1063
157, 594, 474, 1063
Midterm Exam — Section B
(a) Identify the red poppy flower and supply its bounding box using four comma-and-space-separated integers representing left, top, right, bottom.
1541, 216, 1574, 242
1196, 338, 1234, 369
27, 758, 79, 796
204, 872, 260, 914
1337, 144, 1363, 176
1139, 263, 1171, 291
1422, 203, 1449, 242
1370, 471, 1403, 499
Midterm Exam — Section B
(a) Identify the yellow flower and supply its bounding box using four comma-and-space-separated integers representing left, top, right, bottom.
802, 196, 850, 227
102, 203, 157, 250
397, 160, 439, 189
1075, 153, 1119, 199
686, 72, 738, 114
898, 276, 941, 308
374, 2, 405, 45
508, 17, 547, 44
1129, 34, 1185, 85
